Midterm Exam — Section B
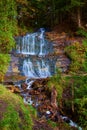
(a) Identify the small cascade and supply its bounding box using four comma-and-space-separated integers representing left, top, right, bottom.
26, 80, 34, 89
39, 28, 45, 55
61, 116, 82, 130
23, 59, 36, 78
37, 60, 51, 77
15, 28, 52, 55
20, 57, 55, 78
16, 33, 37, 55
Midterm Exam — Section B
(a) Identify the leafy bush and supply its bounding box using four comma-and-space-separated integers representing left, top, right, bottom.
65, 42, 86, 73
77, 28, 87, 38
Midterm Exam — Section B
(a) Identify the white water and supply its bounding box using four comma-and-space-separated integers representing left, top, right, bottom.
37, 60, 51, 78
24, 97, 33, 105
17, 33, 37, 55
61, 116, 82, 130
39, 29, 45, 55
22, 58, 51, 78
23, 59, 36, 78
16, 28, 54, 78
16, 29, 47, 55
26, 80, 34, 89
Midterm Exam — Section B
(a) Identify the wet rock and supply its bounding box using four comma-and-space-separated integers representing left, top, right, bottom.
24, 96, 33, 105
3, 73, 27, 84
62, 116, 70, 123
38, 87, 45, 92
6, 85, 20, 93
21, 83, 28, 90
45, 31, 71, 73
28, 89, 40, 95
28, 90, 35, 95
38, 94, 46, 101
33, 119, 53, 130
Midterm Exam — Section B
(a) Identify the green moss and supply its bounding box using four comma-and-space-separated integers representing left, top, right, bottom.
47, 70, 64, 101
0, 54, 10, 81
47, 119, 76, 130
65, 42, 86, 73
0, 84, 33, 130
47, 119, 58, 128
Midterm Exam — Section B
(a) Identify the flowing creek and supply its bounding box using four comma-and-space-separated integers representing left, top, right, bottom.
13, 28, 82, 130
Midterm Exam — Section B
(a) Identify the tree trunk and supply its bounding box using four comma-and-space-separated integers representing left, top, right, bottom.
51, 0, 56, 27
77, 7, 82, 28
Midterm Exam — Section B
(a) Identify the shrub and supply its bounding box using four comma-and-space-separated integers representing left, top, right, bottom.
65, 42, 86, 73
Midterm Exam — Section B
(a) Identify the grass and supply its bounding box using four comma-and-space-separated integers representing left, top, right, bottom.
0, 84, 33, 130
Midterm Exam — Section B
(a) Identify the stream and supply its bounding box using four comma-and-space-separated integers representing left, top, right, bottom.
14, 28, 82, 130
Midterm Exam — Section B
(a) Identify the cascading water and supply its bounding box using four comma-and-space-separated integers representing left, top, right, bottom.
16, 28, 55, 78
16, 33, 37, 55
19, 56, 55, 78
39, 28, 45, 55
23, 58, 36, 78
15, 28, 52, 56
37, 60, 51, 77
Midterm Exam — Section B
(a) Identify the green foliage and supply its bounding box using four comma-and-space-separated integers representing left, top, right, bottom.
63, 75, 87, 128
48, 72, 87, 128
28, 105, 37, 118
0, 0, 17, 53
11, 0, 87, 29
1, 105, 20, 130
71, 0, 84, 7
0, 0, 18, 79
65, 42, 87, 73
0, 84, 33, 130
74, 97, 87, 126
48, 70, 64, 101
47, 119, 58, 128
77, 28, 87, 38
0, 54, 10, 81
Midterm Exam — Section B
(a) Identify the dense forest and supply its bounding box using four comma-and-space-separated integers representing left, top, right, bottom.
0, 0, 87, 130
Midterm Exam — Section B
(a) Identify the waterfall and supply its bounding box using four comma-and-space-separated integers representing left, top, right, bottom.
16, 33, 37, 55
39, 28, 45, 55
21, 57, 53, 78
37, 60, 51, 77
16, 28, 50, 55
16, 28, 55, 78
23, 59, 36, 78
